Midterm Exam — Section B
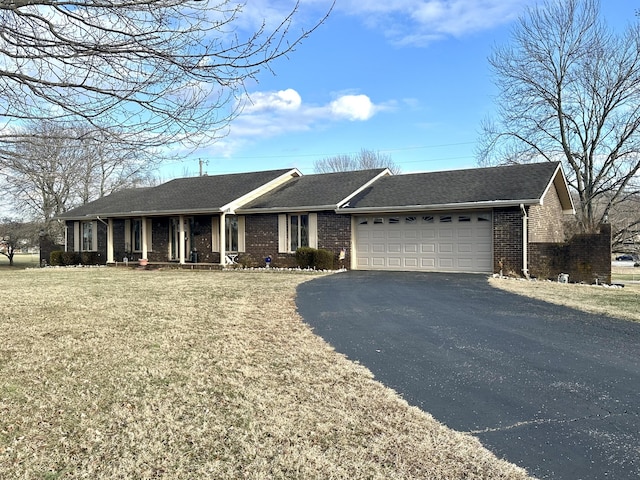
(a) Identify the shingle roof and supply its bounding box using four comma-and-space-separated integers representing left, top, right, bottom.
240, 168, 388, 210
343, 162, 565, 210
59, 169, 296, 218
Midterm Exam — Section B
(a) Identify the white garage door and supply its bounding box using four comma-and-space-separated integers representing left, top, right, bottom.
355, 212, 493, 273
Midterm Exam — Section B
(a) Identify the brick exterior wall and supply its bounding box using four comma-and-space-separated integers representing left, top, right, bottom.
529, 184, 565, 242
529, 223, 612, 283
243, 214, 285, 267
493, 207, 524, 276
242, 211, 352, 269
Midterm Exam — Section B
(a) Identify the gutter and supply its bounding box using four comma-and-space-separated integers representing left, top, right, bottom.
336, 199, 542, 215
520, 203, 530, 279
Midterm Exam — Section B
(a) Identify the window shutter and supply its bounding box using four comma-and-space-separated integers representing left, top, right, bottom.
238, 216, 246, 252
211, 216, 220, 252
124, 219, 131, 252
73, 222, 80, 251
278, 214, 288, 253
309, 213, 318, 249
146, 219, 153, 252
91, 221, 98, 251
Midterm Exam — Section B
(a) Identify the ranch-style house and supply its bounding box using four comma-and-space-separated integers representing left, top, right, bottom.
56, 161, 612, 283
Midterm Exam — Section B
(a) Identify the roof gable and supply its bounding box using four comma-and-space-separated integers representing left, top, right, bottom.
239, 168, 389, 211
343, 162, 574, 212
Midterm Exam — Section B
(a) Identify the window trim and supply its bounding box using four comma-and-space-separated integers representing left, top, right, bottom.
278, 213, 317, 253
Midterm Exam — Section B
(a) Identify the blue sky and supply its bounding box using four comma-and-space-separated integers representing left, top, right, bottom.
162, 0, 636, 179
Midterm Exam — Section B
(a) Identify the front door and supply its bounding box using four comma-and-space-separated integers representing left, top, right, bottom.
169, 217, 191, 261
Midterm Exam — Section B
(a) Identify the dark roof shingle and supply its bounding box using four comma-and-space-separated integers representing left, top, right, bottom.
241, 168, 387, 210
59, 169, 295, 218
346, 162, 562, 209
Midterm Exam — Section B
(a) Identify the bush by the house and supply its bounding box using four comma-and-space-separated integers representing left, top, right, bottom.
62, 251, 80, 265
81, 252, 99, 265
50, 250, 64, 266
295, 247, 335, 270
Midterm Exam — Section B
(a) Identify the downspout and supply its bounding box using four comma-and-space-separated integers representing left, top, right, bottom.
520, 204, 530, 279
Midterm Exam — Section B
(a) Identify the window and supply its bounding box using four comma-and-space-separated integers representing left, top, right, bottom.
290, 214, 309, 251
359, 218, 368, 225
405, 216, 417, 224
125, 218, 152, 253
478, 213, 491, 222
388, 217, 400, 224
373, 217, 384, 224
458, 215, 471, 222
74, 220, 97, 252
226, 215, 239, 252
439, 215, 452, 223
133, 219, 142, 251
81, 221, 94, 251
278, 213, 317, 253
422, 215, 434, 223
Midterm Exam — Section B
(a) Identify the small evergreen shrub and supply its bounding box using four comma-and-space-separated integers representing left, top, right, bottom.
81, 252, 98, 265
314, 249, 335, 270
295, 247, 315, 269
61, 251, 80, 265
50, 250, 64, 266
295, 247, 335, 270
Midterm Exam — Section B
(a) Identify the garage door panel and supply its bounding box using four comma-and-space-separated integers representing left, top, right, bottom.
404, 258, 418, 267
356, 213, 492, 273
439, 243, 454, 253
388, 257, 402, 267
372, 243, 386, 253
388, 243, 402, 253
404, 243, 418, 253
421, 243, 436, 253
458, 243, 473, 253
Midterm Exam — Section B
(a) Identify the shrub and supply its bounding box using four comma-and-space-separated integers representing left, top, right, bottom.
314, 249, 334, 270
295, 247, 335, 270
61, 251, 80, 265
81, 252, 99, 265
50, 250, 64, 266
295, 247, 315, 269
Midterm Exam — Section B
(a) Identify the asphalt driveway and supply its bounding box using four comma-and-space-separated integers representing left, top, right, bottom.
296, 272, 640, 480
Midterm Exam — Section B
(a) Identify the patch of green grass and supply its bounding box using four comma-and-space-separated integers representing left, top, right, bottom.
0, 268, 532, 479
0, 252, 40, 269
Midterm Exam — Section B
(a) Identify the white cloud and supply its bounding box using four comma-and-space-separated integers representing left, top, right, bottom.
245, 89, 302, 113
330, 95, 376, 121
302, 0, 531, 46
193, 89, 384, 157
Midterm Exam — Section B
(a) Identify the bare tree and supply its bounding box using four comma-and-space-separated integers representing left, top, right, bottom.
0, 0, 332, 150
1, 120, 154, 234
478, 0, 640, 237
0, 218, 37, 266
314, 148, 402, 174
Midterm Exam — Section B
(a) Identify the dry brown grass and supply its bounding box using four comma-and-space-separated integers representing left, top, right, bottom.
0, 268, 532, 479
489, 271, 640, 323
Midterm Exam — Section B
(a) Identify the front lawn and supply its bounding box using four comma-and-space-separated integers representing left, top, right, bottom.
0, 268, 531, 479
489, 273, 640, 323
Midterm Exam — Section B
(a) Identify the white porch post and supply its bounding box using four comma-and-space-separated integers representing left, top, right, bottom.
107, 219, 114, 263
178, 215, 186, 264
350, 216, 357, 270
141, 216, 148, 260
220, 213, 226, 267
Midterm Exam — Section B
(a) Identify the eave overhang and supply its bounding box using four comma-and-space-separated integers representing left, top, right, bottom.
335, 198, 544, 215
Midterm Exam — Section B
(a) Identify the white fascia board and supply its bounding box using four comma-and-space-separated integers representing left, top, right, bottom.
336, 199, 542, 215
220, 168, 301, 214
538, 164, 575, 214
336, 168, 392, 208
236, 205, 336, 214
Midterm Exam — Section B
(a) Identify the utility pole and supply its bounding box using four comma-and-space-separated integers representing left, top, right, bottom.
199, 159, 208, 176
